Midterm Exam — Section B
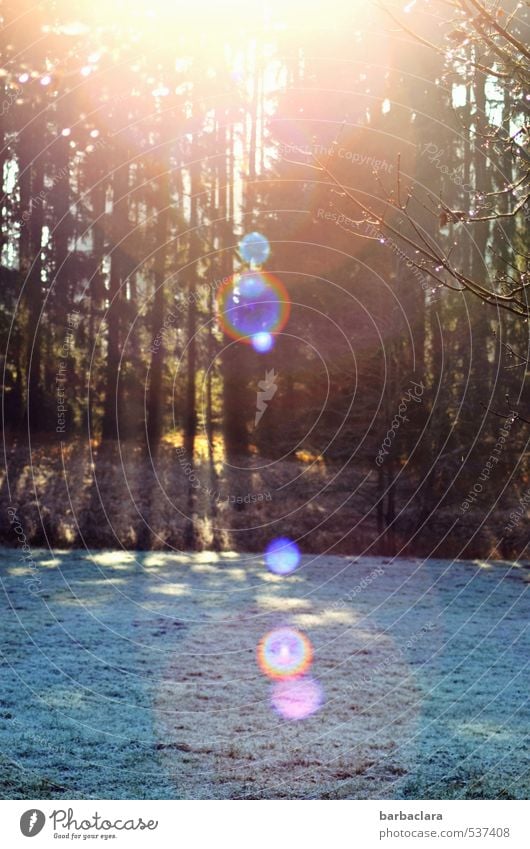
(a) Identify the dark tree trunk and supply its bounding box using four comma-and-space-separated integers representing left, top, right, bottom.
102, 155, 129, 442
146, 168, 170, 447
23, 126, 45, 430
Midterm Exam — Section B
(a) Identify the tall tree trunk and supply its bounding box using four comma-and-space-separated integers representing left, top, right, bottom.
102, 154, 129, 441
86, 172, 107, 434
183, 133, 201, 548
23, 124, 45, 430
470, 71, 492, 406
184, 166, 199, 458
146, 166, 170, 447
222, 73, 256, 460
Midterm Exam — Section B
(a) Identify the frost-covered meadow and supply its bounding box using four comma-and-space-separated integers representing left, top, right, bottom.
1, 548, 529, 800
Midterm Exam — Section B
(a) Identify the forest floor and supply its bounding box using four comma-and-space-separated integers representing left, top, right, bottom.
1, 547, 530, 799
0, 437, 525, 559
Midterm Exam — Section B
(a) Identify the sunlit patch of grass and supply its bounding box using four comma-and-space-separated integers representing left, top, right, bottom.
457, 721, 513, 741
222, 567, 247, 581
294, 609, 357, 626
162, 431, 225, 463
8, 566, 35, 577
142, 554, 169, 568
148, 584, 191, 596
473, 560, 493, 570
296, 448, 324, 464
191, 563, 219, 574
91, 552, 136, 567
71, 578, 128, 587
256, 594, 313, 612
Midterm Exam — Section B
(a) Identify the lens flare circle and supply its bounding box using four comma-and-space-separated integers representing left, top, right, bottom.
265, 537, 301, 575
271, 675, 323, 720
239, 231, 270, 265
217, 271, 290, 344
257, 627, 313, 680
251, 332, 274, 353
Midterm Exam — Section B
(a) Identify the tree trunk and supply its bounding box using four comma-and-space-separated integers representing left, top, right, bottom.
146, 166, 170, 447
102, 155, 129, 441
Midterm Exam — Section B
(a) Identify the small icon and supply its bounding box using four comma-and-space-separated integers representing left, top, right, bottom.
20, 809, 46, 837
255, 368, 278, 427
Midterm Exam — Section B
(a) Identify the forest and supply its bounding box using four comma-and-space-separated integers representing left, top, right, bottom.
1, 0, 529, 560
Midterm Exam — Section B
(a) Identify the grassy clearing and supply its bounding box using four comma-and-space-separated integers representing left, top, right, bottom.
1, 548, 529, 799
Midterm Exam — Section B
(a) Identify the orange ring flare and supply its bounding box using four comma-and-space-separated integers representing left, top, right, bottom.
216, 271, 291, 344
257, 627, 313, 680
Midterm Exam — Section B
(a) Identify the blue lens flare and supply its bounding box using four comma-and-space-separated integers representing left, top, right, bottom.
251, 332, 274, 353
265, 537, 301, 575
239, 231, 271, 265
239, 273, 268, 298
